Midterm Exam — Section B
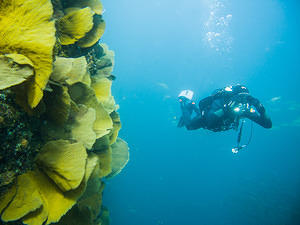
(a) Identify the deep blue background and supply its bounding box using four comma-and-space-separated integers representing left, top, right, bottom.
101, 0, 300, 224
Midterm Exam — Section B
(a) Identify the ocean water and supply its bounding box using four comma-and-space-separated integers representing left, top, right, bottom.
102, 0, 300, 224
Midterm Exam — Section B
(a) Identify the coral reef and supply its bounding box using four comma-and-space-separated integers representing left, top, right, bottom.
0, 90, 43, 192
0, 0, 129, 224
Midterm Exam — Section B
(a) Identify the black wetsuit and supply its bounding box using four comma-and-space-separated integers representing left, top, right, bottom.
179, 85, 272, 131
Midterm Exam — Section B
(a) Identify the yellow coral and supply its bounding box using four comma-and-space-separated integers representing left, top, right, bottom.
92, 77, 118, 114
0, 54, 34, 90
94, 136, 112, 178
77, 15, 106, 48
44, 85, 71, 125
93, 134, 110, 152
56, 155, 104, 224
0, 0, 56, 108
94, 43, 115, 77
36, 140, 87, 192
23, 207, 48, 225
55, 206, 93, 225
1, 173, 43, 222
51, 56, 91, 86
71, 105, 97, 150
1, 152, 99, 225
42, 84, 111, 147
98, 206, 110, 225
84, 154, 100, 182
68, 82, 113, 139
20, 170, 81, 225
50, 57, 73, 82
0, 0, 125, 224
106, 138, 129, 179
76, 175, 104, 222
109, 111, 122, 145
0, 184, 17, 215
64, 0, 104, 15
57, 7, 95, 45
93, 102, 113, 138
92, 77, 111, 102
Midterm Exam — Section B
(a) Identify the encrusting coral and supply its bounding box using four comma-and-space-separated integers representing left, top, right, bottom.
0, 90, 43, 190
0, 0, 129, 224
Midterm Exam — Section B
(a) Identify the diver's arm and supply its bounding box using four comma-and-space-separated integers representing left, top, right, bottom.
245, 111, 272, 128
192, 103, 201, 115
246, 95, 265, 114
180, 102, 204, 130
198, 96, 214, 113
245, 95, 272, 128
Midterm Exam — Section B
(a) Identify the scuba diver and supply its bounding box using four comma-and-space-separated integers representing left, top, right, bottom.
177, 85, 272, 153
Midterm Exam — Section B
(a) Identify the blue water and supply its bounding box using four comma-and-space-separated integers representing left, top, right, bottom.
102, 0, 300, 224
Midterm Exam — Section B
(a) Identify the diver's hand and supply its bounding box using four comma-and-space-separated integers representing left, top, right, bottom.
178, 96, 191, 108
178, 96, 188, 102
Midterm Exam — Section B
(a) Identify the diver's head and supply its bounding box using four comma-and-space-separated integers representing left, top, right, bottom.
233, 84, 249, 94
178, 90, 194, 100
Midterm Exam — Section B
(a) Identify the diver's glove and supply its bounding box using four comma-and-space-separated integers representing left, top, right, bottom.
256, 103, 266, 115
244, 95, 266, 115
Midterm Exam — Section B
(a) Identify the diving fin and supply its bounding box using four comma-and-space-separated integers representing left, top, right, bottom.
177, 116, 185, 128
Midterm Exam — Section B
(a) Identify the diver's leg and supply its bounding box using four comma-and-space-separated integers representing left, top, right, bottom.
177, 116, 185, 128
205, 111, 221, 129
204, 99, 224, 130
185, 115, 205, 130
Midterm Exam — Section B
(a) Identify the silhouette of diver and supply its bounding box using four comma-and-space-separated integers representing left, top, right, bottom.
178, 85, 272, 132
